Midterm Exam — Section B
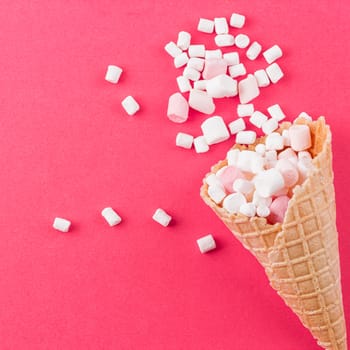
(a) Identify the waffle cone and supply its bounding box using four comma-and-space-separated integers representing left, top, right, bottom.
200, 117, 347, 350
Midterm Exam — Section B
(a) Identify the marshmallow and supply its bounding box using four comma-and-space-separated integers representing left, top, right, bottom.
298, 112, 312, 121
187, 57, 205, 71
246, 41, 262, 60
266, 63, 284, 83
235, 34, 250, 48
223, 52, 240, 66
193, 80, 207, 90
236, 130, 256, 145
176, 132, 194, 149
202, 58, 228, 80
254, 69, 270, 87
194, 136, 209, 153
236, 150, 262, 173
189, 89, 215, 114
249, 111, 268, 128
53, 217, 71, 232
197, 234, 216, 253
177, 31, 191, 50
215, 165, 228, 178
267, 104, 286, 121
276, 158, 299, 188
174, 52, 189, 68
183, 66, 201, 81
205, 173, 223, 188
214, 17, 229, 34
265, 132, 284, 151
256, 204, 270, 218
265, 150, 277, 162
205, 49, 222, 60
289, 124, 312, 151
230, 13, 246, 28
152, 208, 172, 227
297, 157, 314, 180
201, 116, 230, 145
263, 45, 283, 64
101, 207, 122, 226
298, 151, 312, 160
223, 192, 247, 214
238, 74, 260, 104
188, 44, 206, 58
255, 143, 266, 155
228, 63, 246, 78
268, 196, 289, 224
278, 147, 297, 160
262, 118, 279, 135
215, 34, 235, 47
105, 65, 123, 84
227, 149, 240, 166
237, 103, 254, 117
233, 178, 254, 194
164, 41, 182, 58
198, 18, 215, 33
282, 129, 291, 147
239, 202, 256, 217
206, 74, 237, 98
228, 118, 246, 134
176, 76, 192, 93
254, 168, 285, 198
208, 184, 226, 203
252, 191, 272, 207
121, 96, 140, 115
167, 93, 189, 123
217, 165, 244, 192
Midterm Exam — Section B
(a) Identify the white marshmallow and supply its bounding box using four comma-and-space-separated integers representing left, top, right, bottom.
227, 149, 240, 166
193, 80, 207, 90
194, 136, 209, 153
205, 49, 222, 60
176, 76, 192, 93
263, 45, 283, 64
228, 63, 246, 78
188, 44, 206, 58
237, 103, 254, 117
121, 96, 140, 115
189, 89, 215, 114
298, 112, 312, 121
267, 104, 286, 121
254, 168, 285, 198
101, 207, 122, 226
201, 116, 230, 145
205, 173, 223, 187
223, 52, 240, 66
197, 234, 216, 253
252, 191, 272, 207
198, 18, 215, 34
249, 111, 268, 128
105, 65, 123, 84
164, 41, 182, 58
53, 217, 71, 232
236, 130, 256, 145
183, 66, 201, 81
214, 17, 229, 34
215, 165, 228, 178
177, 31, 191, 50
223, 192, 246, 214
298, 151, 312, 160
265, 150, 277, 161
174, 52, 189, 68
187, 57, 205, 71
239, 202, 256, 217
236, 150, 261, 173
228, 118, 246, 134
238, 74, 260, 104
233, 179, 254, 194
262, 118, 279, 135
255, 143, 266, 155
176, 132, 194, 149
256, 204, 270, 218
152, 208, 172, 227
230, 13, 246, 28
265, 132, 284, 150
215, 34, 235, 47
235, 34, 250, 48
206, 74, 237, 98
254, 69, 270, 87
208, 184, 226, 203
266, 63, 284, 83
282, 129, 291, 146
246, 41, 262, 60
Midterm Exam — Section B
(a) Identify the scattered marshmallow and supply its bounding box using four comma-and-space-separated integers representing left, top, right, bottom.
223, 192, 247, 214
266, 62, 284, 83
193, 80, 207, 90
246, 41, 262, 60
233, 178, 254, 194
262, 118, 279, 135
236, 130, 256, 145
174, 52, 189, 68
206, 74, 237, 98
101, 207, 122, 226
53, 217, 71, 232
263, 45, 283, 64
265, 132, 284, 150
189, 89, 215, 114
249, 111, 268, 128
198, 18, 215, 33
289, 124, 311, 151
177, 31, 191, 50
235, 34, 250, 48
228, 118, 246, 134
229, 63, 246, 78
267, 104, 286, 121
239, 202, 256, 217
167, 93, 189, 123
121, 96, 140, 115
105, 65, 123, 84
176, 76, 192, 93
188, 44, 206, 58
223, 52, 240, 66
194, 136, 210, 153
201, 116, 230, 145
254, 168, 285, 198
176, 132, 194, 149
187, 57, 205, 71
152, 208, 172, 227
254, 69, 270, 87
205, 49, 222, 60
237, 103, 254, 117
215, 34, 235, 47
202, 58, 228, 80
183, 66, 201, 81
238, 74, 260, 104
165, 41, 182, 58
208, 184, 226, 203
230, 13, 246, 28
197, 234, 216, 253
214, 17, 229, 34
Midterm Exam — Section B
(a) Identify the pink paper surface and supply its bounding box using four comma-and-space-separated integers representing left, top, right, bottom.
0, 1, 349, 349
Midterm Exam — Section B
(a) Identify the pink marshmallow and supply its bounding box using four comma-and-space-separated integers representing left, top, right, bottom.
217, 166, 245, 193
268, 195, 290, 224
167, 93, 189, 123
202, 58, 228, 80
289, 125, 312, 152
278, 147, 297, 160
275, 159, 299, 188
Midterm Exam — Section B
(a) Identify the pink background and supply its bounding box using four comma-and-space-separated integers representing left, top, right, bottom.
0, 1, 349, 349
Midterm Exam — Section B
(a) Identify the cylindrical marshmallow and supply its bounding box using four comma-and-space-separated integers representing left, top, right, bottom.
167, 92, 189, 123
223, 192, 246, 214
187, 57, 205, 71
228, 118, 246, 134
266, 63, 284, 83
239, 202, 256, 217
194, 136, 209, 153
105, 65, 123, 84
164, 41, 182, 58
265, 132, 284, 150
262, 118, 279, 135
233, 178, 254, 194
253, 191, 272, 207
223, 52, 240, 66
198, 18, 215, 33
205, 173, 223, 187
237, 103, 254, 117
255, 143, 266, 155
254, 168, 285, 198
263, 45, 283, 64
205, 49, 222, 60
176, 76, 192, 93
183, 66, 201, 81
152, 208, 172, 227
53, 217, 71, 232
214, 17, 229, 34
121, 96, 140, 116
215, 34, 234, 47
208, 184, 226, 203
289, 124, 312, 152
254, 69, 270, 87
217, 165, 244, 193
189, 89, 215, 114
282, 129, 291, 147
229, 13, 246, 28
249, 111, 268, 128
238, 74, 260, 104
202, 58, 228, 80
228, 63, 246, 78
227, 149, 240, 166
236, 150, 259, 172
201, 116, 230, 145
275, 159, 299, 188
257, 205, 270, 218
298, 112, 312, 121
278, 147, 297, 160
268, 196, 289, 224
174, 52, 189, 68
235, 34, 250, 48
193, 80, 207, 90
267, 104, 286, 121
246, 41, 262, 60
177, 31, 191, 50
206, 74, 237, 98
236, 130, 256, 145
101, 207, 122, 226
176, 132, 194, 149
188, 44, 206, 58
197, 234, 216, 253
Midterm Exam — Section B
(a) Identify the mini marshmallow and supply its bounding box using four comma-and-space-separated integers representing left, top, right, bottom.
236, 150, 256, 172
194, 136, 209, 153
262, 118, 279, 135
202, 58, 228, 80
152, 208, 172, 227
205, 173, 223, 187
187, 57, 205, 71
278, 147, 297, 160
198, 18, 215, 33
223, 192, 247, 214
298, 151, 312, 160
230, 13, 246, 28
228, 118, 246, 134
197, 234, 216, 253
174, 52, 189, 68
255, 143, 266, 155
214, 17, 229, 34
252, 191, 272, 207
177, 31, 191, 50
233, 178, 254, 194
201, 116, 230, 145
188, 44, 206, 58
246, 41, 262, 60
276, 159, 299, 188
298, 112, 312, 121
282, 129, 291, 147
206, 74, 237, 98
249, 111, 268, 128
205, 49, 222, 60
254, 69, 270, 87
217, 165, 244, 192
266, 63, 284, 83
257, 205, 270, 218
215, 34, 235, 47
189, 89, 215, 114
237, 104, 254, 117
239, 202, 256, 217
208, 184, 226, 203
254, 168, 285, 198
105, 65, 123, 84
53, 217, 71, 232
176, 132, 194, 149
215, 165, 228, 178
167, 92, 189, 123
289, 124, 311, 151
268, 196, 289, 224
265, 132, 284, 151
183, 66, 201, 81
267, 104, 286, 121
164, 41, 182, 58
297, 157, 314, 180
238, 74, 260, 104
235, 34, 250, 48
236, 130, 256, 145
227, 149, 240, 166
121, 96, 140, 115
223, 52, 240, 66
176, 76, 192, 93
101, 207, 122, 226
265, 150, 277, 162
263, 45, 283, 64
193, 80, 207, 90
228, 63, 246, 78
